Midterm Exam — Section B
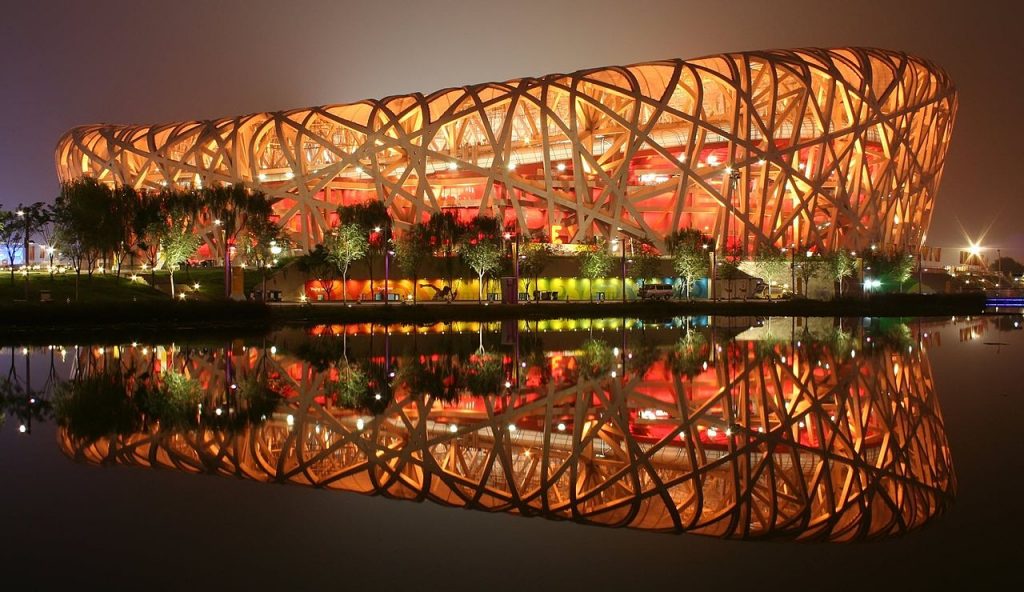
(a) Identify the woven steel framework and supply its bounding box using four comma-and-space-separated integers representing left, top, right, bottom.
60, 324, 954, 540
55, 48, 956, 254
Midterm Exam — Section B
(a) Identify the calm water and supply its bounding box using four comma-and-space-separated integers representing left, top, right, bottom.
1, 316, 1021, 589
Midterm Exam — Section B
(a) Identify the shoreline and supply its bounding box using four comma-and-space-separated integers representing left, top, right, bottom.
0, 293, 993, 339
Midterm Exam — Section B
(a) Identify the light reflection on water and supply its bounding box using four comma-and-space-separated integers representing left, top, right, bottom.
3, 315, 1007, 541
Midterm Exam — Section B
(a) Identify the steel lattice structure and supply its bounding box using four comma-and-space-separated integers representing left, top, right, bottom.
55, 48, 956, 255
60, 326, 954, 540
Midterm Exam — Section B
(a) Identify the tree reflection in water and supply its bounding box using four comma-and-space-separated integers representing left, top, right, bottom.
44, 318, 955, 541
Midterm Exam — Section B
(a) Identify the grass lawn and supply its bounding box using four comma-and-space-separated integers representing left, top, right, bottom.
0, 266, 271, 304
151, 267, 269, 300
0, 272, 167, 303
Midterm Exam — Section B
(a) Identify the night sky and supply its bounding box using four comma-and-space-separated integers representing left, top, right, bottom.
2, 0, 1021, 257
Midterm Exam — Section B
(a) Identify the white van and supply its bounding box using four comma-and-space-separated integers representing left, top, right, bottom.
639, 283, 674, 301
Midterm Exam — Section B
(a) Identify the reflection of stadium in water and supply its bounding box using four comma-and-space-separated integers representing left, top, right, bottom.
58, 318, 955, 541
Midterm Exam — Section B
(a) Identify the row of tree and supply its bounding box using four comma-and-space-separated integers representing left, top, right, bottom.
302, 207, 516, 302
296, 206, 921, 302
0, 179, 286, 298
6, 179, 929, 302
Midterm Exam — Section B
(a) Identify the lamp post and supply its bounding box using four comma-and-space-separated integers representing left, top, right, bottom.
504, 230, 520, 303
703, 241, 717, 301
618, 234, 628, 303
726, 166, 741, 250
267, 240, 282, 300
383, 222, 393, 306
997, 248, 1003, 287
215, 219, 229, 299
790, 243, 797, 296
16, 208, 29, 300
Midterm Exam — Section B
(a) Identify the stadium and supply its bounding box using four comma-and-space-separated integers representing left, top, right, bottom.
55, 47, 956, 257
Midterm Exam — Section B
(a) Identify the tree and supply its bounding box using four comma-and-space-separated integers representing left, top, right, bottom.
338, 201, 391, 295
52, 179, 117, 298
297, 244, 339, 301
158, 201, 203, 298
627, 241, 661, 288
793, 251, 827, 296
577, 338, 613, 379
112, 186, 163, 278
748, 244, 789, 298
323, 223, 369, 302
107, 184, 137, 277
425, 211, 465, 288
460, 215, 503, 302
827, 250, 857, 297
669, 330, 709, 378
993, 256, 1024, 278
243, 214, 291, 299
53, 179, 120, 281
50, 212, 86, 300
0, 210, 23, 285
201, 184, 275, 297
667, 229, 710, 299
394, 223, 430, 303
129, 192, 164, 280
36, 205, 59, 279
863, 249, 915, 293
577, 239, 612, 301
16, 203, 51, 298
518, 241, 552, 296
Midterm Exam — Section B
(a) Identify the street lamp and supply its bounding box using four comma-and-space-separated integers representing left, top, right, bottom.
16, 208, 30, 299
612, 235, 629, 303
507, 230, 521, 303
702, 241, 717, 301
214, 218, 230, 298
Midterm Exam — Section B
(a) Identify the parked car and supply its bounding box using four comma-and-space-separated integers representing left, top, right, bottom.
639, 283, 674, 301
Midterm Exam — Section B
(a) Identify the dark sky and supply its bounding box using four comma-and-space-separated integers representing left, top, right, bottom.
2, 0, 1021, 256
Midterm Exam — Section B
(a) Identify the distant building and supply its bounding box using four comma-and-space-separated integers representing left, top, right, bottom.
0, 243, 52, 268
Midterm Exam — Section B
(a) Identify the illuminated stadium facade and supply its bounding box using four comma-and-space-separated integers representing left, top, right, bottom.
56, 47, 957, 255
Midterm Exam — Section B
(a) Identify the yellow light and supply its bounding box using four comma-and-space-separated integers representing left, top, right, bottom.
968, 243, 981, 256
556, 162, 566, 171
193, 282, 200, 290
447, 162, 458, 171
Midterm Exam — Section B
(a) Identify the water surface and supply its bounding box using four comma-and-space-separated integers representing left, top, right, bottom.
1, 315, 1020, 589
